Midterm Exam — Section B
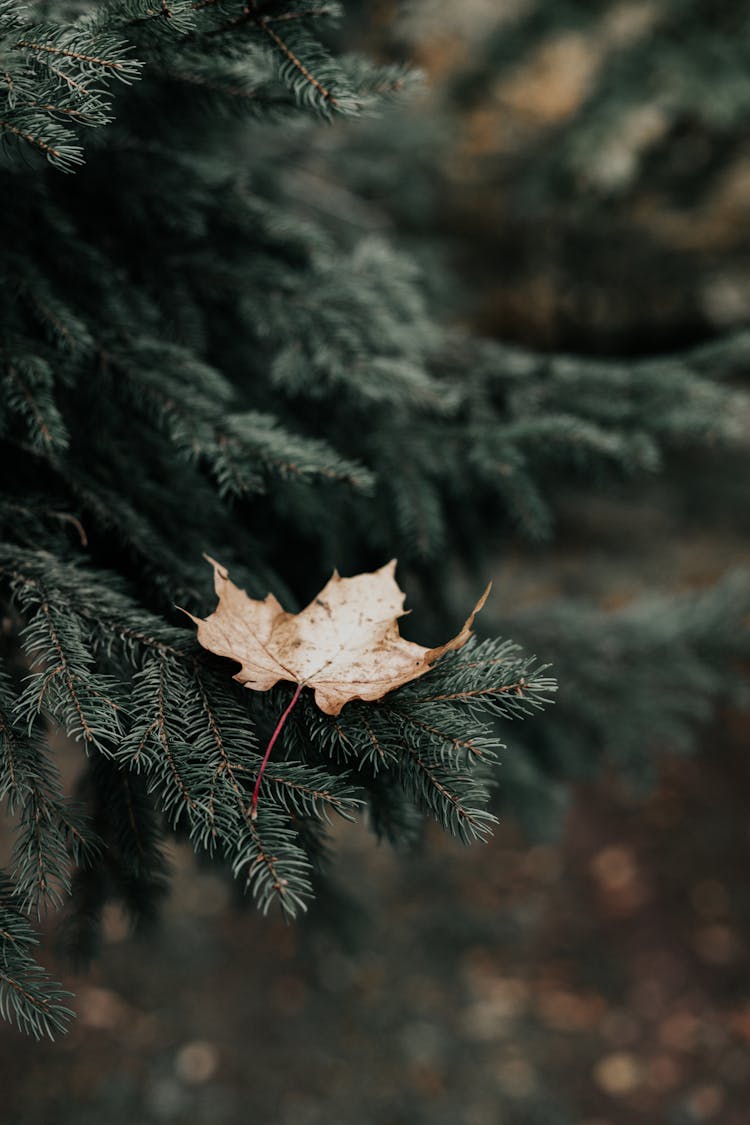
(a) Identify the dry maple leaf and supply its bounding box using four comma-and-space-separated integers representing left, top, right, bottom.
185, 557, 490, 814
189, 557, 490, 715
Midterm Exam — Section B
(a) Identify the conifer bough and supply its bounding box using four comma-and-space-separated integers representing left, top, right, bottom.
0, 0, 746, 1043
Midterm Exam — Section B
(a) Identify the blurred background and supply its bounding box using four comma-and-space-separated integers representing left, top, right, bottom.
3, 1, 750, 1122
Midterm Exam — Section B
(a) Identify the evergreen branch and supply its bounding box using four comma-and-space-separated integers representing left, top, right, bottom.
0, 706, 17, 792
416, 678, 530, 705
231, 806, 312, 916
119, 651, 314, 915
0, 549, 191, 664
0, 883, 74, 1039
401, 744, 495, 844
156, 659, 195, 809
360, 713, 392, 770
16, 600, 123, 752
38, 604, 97, 747
0, 116, 79, 164
501, 571, 750, 787
247, 818, 291, 903
263, 769, 357, 820
7, 370, 51, 445
393, 712, 492, 765
29, 100, 93, 118
0, 966, 67, 1039
251, 8, 337, 108
0, 699, 79, 917
15, 39, 139, 82
0, 849, 76, 1039
3, 559, 126, 751
190, 662, 252, 840
400, 639, 556, 719
61, 755, 169, 954
105, 346, 373, 494
47, 66, 89, 97
12, 789, 68, 915
3, 357, 68, 450
19, 279, 94, 357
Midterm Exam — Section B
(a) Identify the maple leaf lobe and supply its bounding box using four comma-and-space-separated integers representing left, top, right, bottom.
187, 557, 490, 715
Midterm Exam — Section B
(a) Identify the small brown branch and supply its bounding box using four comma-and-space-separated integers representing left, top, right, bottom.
265, 772, 347, 813
133, 718, 159, 766
49, 66, 89, 96
0, 120, 62, 161
36, 666, 63, 711
247, 819, 288, 898
39, 603, 95, 744
194, 667, 239, 836
416, 678, 528, 705
0, 970, 53, 1013
333, 720, 351, 748
31, 800, 49, 901
0, 708, 18, 791
45, 511, 88, 547
16, 41, 128, 72
56, 809, 90, 851
156, 660, 195, 808
204, 4, 254, 33
371, 76, 407, 97
257, 16, 337, 106
31, 102, 94, 122
396, 713, 485, 760
361, 715, 386, 765
406, 746, 485, 833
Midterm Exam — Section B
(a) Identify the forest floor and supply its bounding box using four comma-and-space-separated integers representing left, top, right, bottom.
2, 735, 750, 1125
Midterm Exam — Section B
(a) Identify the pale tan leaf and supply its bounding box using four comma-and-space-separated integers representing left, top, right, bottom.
186, 558, 490, 716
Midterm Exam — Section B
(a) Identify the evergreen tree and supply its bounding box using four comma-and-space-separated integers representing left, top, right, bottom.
0, 0, 747, 1040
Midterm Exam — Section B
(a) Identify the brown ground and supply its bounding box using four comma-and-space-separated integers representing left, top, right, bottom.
2, 717, 749, 1125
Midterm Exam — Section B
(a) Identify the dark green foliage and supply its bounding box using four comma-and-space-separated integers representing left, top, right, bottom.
0, 874, 74, 1039
433, 332, 750, 545
0, 0, 747, 1040
497, 572, 750, 838
0, 670, 100, 918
